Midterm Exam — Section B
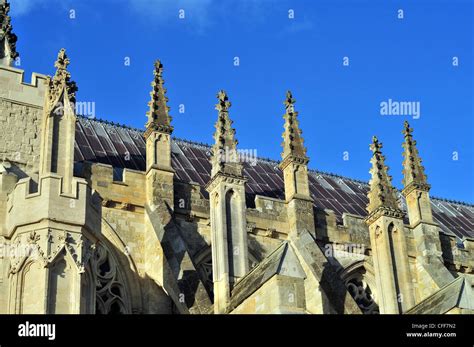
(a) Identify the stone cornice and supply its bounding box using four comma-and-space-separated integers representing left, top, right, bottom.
401, 181, 431, 197
279, 154, 309, 171
144, 124, 173, 140
146, 164, 175, 176
364, 205, 405, 226
205, 172, 247, 192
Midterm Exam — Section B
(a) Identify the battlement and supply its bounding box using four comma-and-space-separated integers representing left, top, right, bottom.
0, 65, 46, 107
5, 173, 89, 237
82, 162, 146, 209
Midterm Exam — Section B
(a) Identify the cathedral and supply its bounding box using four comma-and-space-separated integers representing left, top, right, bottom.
0, 1, 472, 314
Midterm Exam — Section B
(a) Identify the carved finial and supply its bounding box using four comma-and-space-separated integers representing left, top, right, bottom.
280, 90, 308, 162
367, 136, 400, 213
47, 48, 78, 109
403, 120, 411, 134
284, 90, 296, 112
145, 59, 173, 137
211, 90, 241, 177
370, 135, 382, 154
54, 48, 70, 71
402, 121, 429, 189
0, 0, 19, 64
215, 90, 231, 112
154, 59, 164, 78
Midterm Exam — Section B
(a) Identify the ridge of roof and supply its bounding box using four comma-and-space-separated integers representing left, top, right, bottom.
75, 115, 474, 208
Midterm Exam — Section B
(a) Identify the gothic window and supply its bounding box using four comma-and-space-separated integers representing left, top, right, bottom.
343, 267, 379, 314
94, 243, 129, 314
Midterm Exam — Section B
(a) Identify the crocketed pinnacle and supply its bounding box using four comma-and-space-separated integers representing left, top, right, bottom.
211, 90, 241, 177
281, 90, 308, 161
402, 121, 429, 190
367, 136, 400, 213
0, 1, 18, 62
47, 48, 78, 108
145, 59, 173, 136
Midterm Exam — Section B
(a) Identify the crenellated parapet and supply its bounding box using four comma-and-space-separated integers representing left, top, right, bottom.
5, 174, 89, 237
0, 65, 46, 105
0, 0, 472, 315
246, 195, 288, 237
82, 161, 146, 210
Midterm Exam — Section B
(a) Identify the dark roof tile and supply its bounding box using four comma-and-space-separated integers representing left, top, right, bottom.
74, 116, 474, 239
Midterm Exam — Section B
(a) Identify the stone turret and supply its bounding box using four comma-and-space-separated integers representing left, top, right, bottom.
0, 1, 18, 66
4, 48, 94, 314
365, 136, 414, 313
144, 59, 173, 139
279, 91, 310, 199
210, 90, 242, 178
144, 60, 174, 208
366, 136, 400, 214
39, 48, 78, 193
401, 121, 432, 225
206, 90, 249, 313
279, 91, 315, 236
401, 121, 453, 300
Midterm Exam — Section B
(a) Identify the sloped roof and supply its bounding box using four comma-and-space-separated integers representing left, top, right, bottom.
405, 276, 471, 314
228, 241, 305, 311
74, 116, 474, 239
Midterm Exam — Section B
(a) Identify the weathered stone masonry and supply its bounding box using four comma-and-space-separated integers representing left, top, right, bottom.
0, 1, 472, 314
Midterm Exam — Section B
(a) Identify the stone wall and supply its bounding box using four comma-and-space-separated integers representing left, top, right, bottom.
0, 66, 45, 175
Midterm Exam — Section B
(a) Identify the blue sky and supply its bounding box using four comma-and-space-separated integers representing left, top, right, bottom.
10, 0, 474, 202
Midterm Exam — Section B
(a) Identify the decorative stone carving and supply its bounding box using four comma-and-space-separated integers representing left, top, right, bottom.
246, 222, 256, 234
94, 243, 129, 314
366, 136, 402, 217
280, 90, 308, 164
402, 121, 429, 192
46, 49, 78, 112
144, 59, 173, 138
9, 230, 96, 275
0, 1, 18, 62
346, 276, 379, 314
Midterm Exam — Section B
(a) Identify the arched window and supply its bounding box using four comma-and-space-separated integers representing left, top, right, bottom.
342, 264, 379, 314
94, 243, 130, 314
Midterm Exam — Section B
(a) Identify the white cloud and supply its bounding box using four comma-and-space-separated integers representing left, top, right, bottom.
127, 0, 215, 32
126, 0, 283, 33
